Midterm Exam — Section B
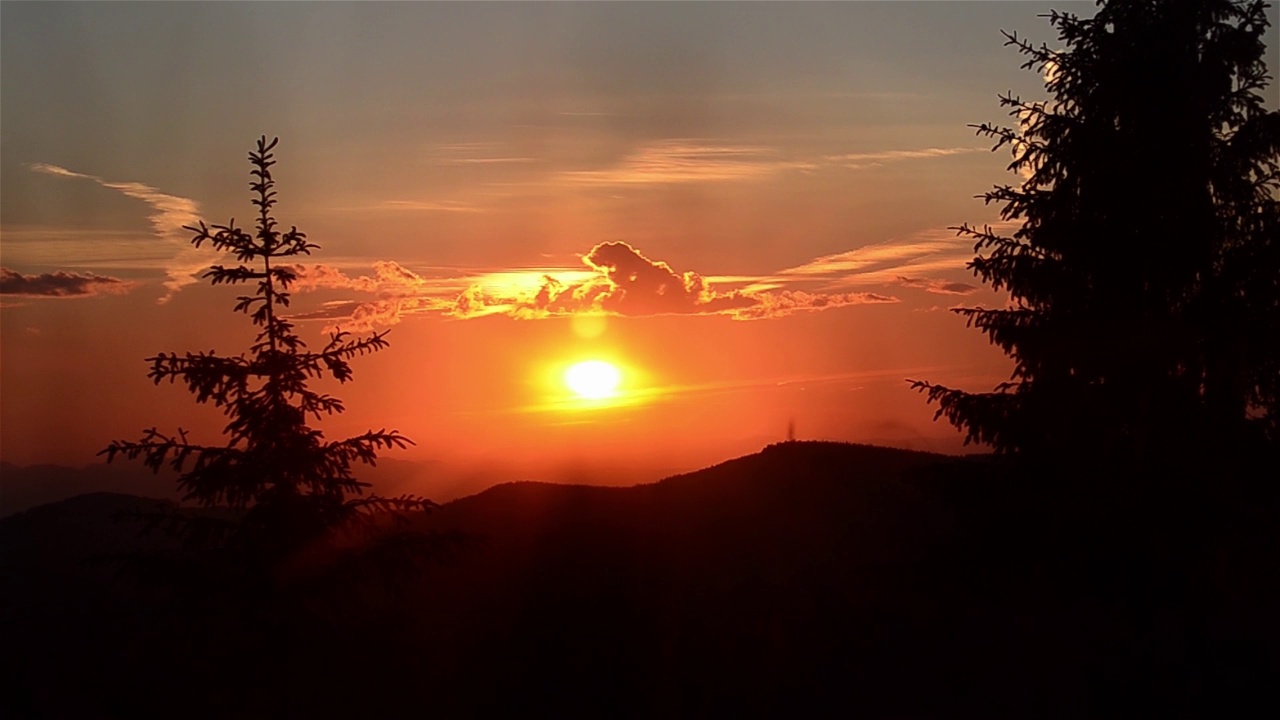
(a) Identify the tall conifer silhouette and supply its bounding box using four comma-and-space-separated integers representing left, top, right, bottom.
912, 0, 1279, 462
103, 136, 438, 591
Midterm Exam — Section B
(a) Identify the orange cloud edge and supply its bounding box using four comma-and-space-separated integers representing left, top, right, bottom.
285, 241, 906, 332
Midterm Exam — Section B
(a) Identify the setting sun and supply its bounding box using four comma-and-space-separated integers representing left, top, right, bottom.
564, 360, 622, 400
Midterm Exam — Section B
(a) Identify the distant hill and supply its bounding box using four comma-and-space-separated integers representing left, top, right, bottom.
0, 454, 682, 518
0, 458, 443, 516
1, 441, 1274, 718
0, 461, 182, 516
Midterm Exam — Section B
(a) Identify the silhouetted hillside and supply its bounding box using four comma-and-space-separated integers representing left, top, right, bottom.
0, 456, 681, 518
2, 442, 1275, 718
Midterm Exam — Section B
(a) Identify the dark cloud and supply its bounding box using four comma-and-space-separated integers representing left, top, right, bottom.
895, 275, 979, 296
0, 267, 135, 297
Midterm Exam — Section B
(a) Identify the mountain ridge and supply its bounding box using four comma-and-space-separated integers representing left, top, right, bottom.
2, 440, 1272, 717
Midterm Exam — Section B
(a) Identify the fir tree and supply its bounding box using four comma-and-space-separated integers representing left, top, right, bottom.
912, 0, 1279, 463
102, 136, 440, 595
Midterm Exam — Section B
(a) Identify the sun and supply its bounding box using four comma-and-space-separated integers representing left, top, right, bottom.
564, 360, 622, 400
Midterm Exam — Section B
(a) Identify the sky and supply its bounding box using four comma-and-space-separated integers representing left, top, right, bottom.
9, 0, 1260, 480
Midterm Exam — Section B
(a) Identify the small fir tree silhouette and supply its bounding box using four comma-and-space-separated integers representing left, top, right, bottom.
102, 136, 439, 594
911, 0, 1279, 463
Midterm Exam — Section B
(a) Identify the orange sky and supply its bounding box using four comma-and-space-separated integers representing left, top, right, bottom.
0, 2, 1164, 481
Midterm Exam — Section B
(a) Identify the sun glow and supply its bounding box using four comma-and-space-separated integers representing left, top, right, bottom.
564, 360, 622, 400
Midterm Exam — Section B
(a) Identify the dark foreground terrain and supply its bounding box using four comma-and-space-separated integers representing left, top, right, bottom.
2, 441, 1276, 717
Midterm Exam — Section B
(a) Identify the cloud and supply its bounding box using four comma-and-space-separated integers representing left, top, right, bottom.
429, 141, 539, 167
280, 223, 1020, 331
287, 261, 457, 332
281, 222, 1021, 332
292, 262, 416, 295
452, 241, 897, 321
394, 140, 992, 200
290, 297, 451, 334
913, 304, 970, 313
27, 164, 93, 180
29, 163, 198, 242
288, 257, 486, 297
0, 267, 135, 298
824, 147, 987, 169
434, 142, 498, 152
284, 241, 900, 329
28, 163, 205, 300
779, 227, 968, 282
320, 199, 484, 213
559, 142, 815, 185
896, 276, 980, 296
776, 222, 1020, 289
377, 200, 483, 212
1008, 54, 1066, 182
726, 290, 899, 320
440, 157, 537, 165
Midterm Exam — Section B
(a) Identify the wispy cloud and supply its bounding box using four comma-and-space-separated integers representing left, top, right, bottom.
322, 199, 486, 214
433, 142, 497, 152
288, 261, 466, 332
780, 228, 966, 280
358, 140, 994, 206
550, 141, 988, 187
559, 141, 816, 185
895, 276, 980, 296
0, 267, 136, 298
0, 227, 176, 269
913, 304, 970, 313
726, 289, 899, 320
430, 141, 539, 167
776, 222, 1018, 289
28, 163, 206, 301
440, 157, 537, 165
376, 200, 484, 212
291, 260, 471, 296
290, 297, 454, 333
29, 163, 197, 239
823, 146, 986, 169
